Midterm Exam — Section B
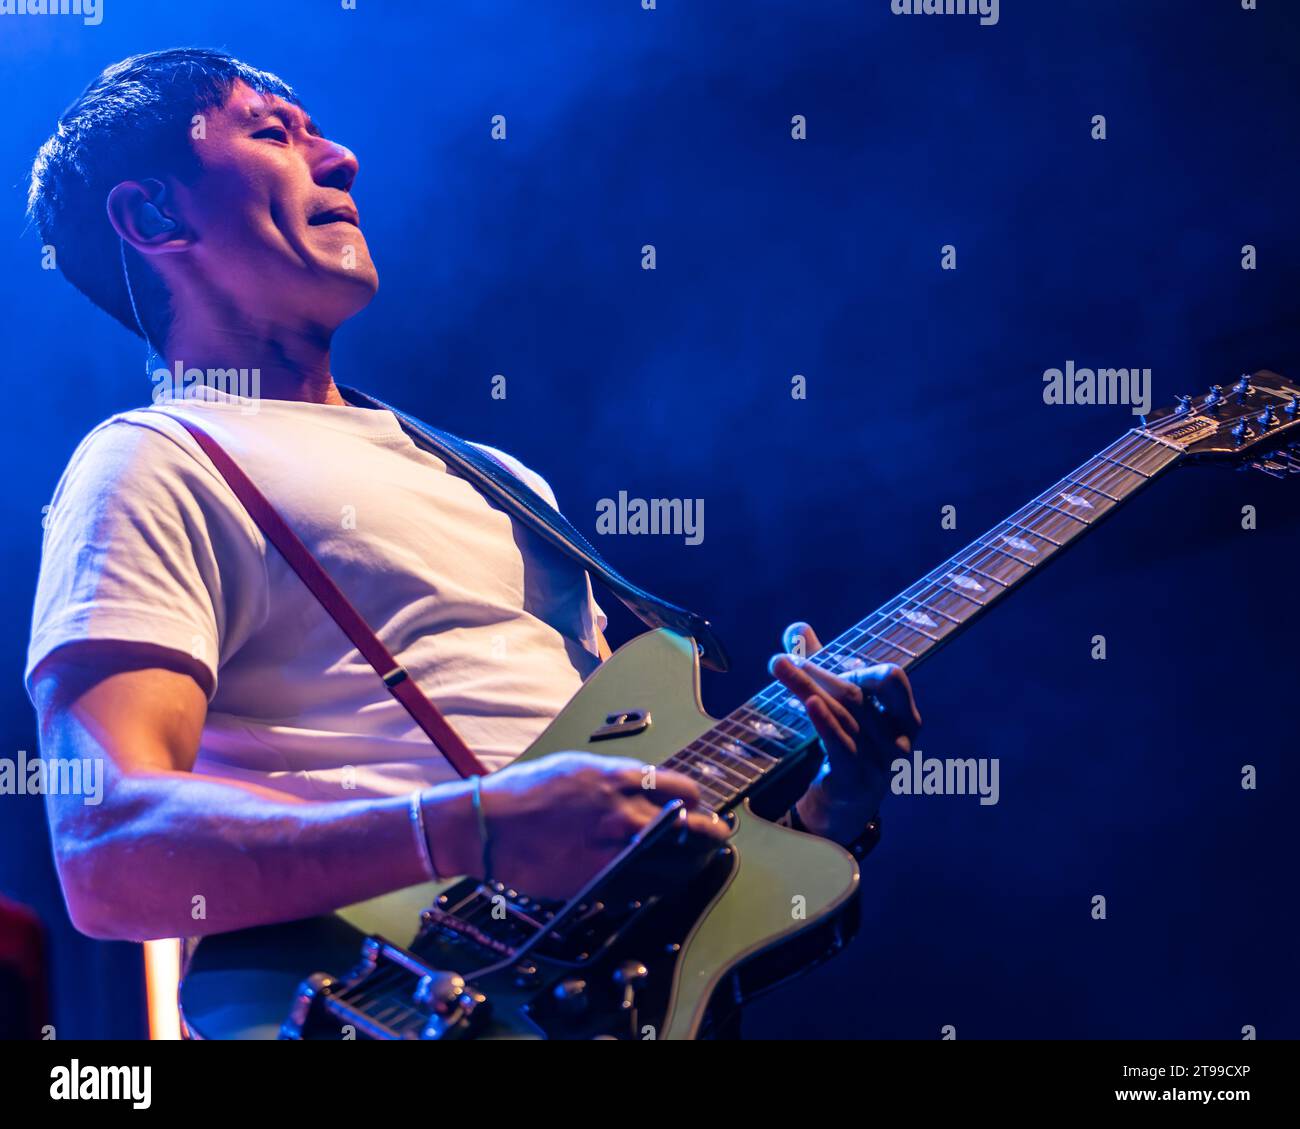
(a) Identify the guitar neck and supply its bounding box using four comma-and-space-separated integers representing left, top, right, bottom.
666, 427, 1185, 810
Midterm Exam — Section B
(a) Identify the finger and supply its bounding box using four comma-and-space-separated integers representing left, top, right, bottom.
616, 766, 702, 804
797, 656, 867, 709
854, 664, 922, 736
770, 654, 860, 735
782, 621, 823, 658
589, 797, 659, 845
806, 694, 856, 755
854, 703, 912, 767
682, 807, 732, 841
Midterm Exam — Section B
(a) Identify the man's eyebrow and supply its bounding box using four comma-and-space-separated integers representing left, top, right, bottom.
245, 101, 323, 137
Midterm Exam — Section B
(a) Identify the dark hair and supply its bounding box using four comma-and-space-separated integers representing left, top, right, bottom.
27, 48, 299, 348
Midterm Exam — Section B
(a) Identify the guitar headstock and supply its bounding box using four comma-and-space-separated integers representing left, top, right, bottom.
1140, 370, 1300, 475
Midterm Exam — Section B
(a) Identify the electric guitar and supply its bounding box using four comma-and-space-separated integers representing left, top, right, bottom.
179, 370, 1300, 1040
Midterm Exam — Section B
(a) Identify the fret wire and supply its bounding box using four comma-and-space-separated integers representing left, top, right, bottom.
684, 752, 751, 794
886, 611, 940, 642
1004, 517, 1062, 547
876, 593, 948, 629
904, 594, 965, 626
939, 564, 1000, 596
844, 635, 914, 666
1065, 478, 1120, 503
952, 559, 1009, 587
1123, 434, 1180, 474
1002, 500, 1078, 542
1107, 429, 1170, 470
978, 524, 1046, 560
860, 625, 921, 657
664, 753, 734, 805
907, 570, 995, 621
960, 551, 1028, 587
1076, 452, 1139, 488
1061, 466, 1125, 499
977, 540, 1037, 569
717, 712, 785, 759
903, 581, 983, 624
712, 715, 783, 758
930, 576, 988, 607
694, 734, 766, 782
1073, 462, 1134, 498
712, 728, 781, 769
1035, 498, 1093, 526
894, 575, 967, 610
896, 596, 962, 627
742, 699, 814, 745
671, 744, 745, 789
830, 623, 877, 652
1099, 451, 1150, 478
729, 705, 800, 750
994, 525, 1055, 558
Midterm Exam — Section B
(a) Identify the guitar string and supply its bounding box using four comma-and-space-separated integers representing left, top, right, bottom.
672, 428, 1178, 800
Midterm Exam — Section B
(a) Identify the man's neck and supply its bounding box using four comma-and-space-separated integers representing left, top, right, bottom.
164, 323, 348, 405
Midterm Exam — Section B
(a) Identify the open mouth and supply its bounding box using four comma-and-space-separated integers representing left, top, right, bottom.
308, 205, 360, 228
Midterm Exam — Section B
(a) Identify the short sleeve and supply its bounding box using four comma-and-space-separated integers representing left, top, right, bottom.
24, 417, 267, 701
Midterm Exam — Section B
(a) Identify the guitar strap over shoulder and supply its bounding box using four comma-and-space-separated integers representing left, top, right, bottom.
337, 386, 729, 674
168, 390, 727, 781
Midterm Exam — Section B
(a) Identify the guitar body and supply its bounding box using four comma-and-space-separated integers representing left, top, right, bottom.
180, 628, 860, 1040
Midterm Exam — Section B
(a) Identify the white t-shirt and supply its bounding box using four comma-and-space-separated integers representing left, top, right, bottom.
25, 388, 607, 799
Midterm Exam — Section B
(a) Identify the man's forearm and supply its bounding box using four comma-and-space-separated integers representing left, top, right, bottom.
54, 764, 475, 942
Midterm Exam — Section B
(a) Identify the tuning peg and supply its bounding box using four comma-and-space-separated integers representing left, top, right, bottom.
1234, 373, 1253, 397
1232, 419, 1252, 444
1175, 394, 1192, 414
1206, 384, 1224, 403
1286, 394, 1299, 417
1258, 404, 1279, 429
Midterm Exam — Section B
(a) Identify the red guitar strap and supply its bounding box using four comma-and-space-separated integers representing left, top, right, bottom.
170, 413, 489, 780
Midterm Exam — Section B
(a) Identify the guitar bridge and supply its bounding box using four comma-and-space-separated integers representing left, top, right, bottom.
279, 936, 490, 1040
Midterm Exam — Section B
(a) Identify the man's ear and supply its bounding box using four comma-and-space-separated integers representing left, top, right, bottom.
106, 179, 192, 254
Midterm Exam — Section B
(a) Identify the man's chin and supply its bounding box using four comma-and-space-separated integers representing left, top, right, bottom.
313, 264, 380, 320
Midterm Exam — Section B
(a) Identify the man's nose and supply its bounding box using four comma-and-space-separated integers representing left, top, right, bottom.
313, 140, 359, 192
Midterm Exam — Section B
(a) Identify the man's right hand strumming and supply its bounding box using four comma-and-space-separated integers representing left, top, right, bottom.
423, 752, 731, 902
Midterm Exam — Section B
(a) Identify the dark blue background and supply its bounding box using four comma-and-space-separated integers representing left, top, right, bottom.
1, 0, 1296, 1038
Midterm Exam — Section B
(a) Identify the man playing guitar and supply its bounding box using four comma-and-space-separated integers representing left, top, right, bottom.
26, 50, 918, 950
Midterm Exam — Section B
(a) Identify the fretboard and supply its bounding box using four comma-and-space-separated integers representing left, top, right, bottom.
664, 428, 1184, 810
